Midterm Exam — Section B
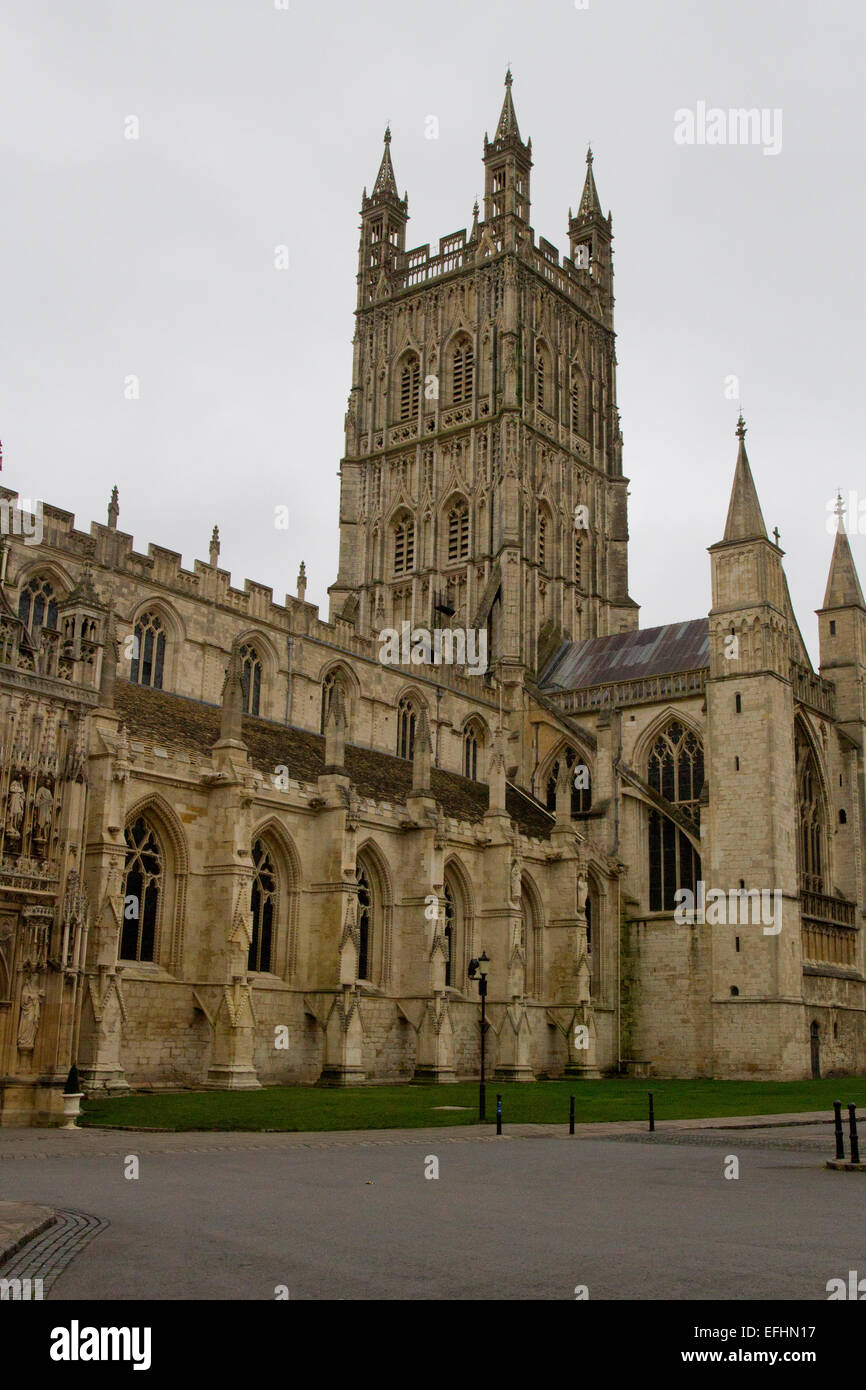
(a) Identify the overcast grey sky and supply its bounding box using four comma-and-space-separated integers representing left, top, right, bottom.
1, 0, 863, 664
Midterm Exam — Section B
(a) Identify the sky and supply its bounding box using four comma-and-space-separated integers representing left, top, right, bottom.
0, 0, 864, 666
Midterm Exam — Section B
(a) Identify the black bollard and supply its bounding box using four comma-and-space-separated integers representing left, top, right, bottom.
569, 1095, 575, 1136
849, 1103, 860, 1164
496, 1093, 502, 1136
648, 1091, 655, 1133
834, 1100, 845, 1160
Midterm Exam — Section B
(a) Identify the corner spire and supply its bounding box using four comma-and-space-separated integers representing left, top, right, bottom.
578, 144, 603, 218
823, 494, 866, 609
723, 415, 769, 542
494, 68, 522, 142
372, 125, 400, 199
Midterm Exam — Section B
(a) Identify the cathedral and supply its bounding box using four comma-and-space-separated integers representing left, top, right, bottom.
1, 75, 864, 1126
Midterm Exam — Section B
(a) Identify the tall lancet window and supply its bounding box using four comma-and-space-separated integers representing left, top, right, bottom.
240, 643, 262, 717
121, 817, 162, 962
647, 721, 703, 912
400, 355, 420, 420
249, 839, 277, 973
796, 727, 826, 894
130, 613, 166, 690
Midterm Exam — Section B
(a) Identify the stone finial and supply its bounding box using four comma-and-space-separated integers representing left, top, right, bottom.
323, 681, 347, 772
412, 706, 432, 795
487, 727, 507, 814
107, 485, 119, 530
297, 561, 307, 603
555, 757, 572, 823
209, 526, 220, 567
99, 612, 119, 707
218, 643, 246, 746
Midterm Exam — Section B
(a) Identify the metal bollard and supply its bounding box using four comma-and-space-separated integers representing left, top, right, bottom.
648, 1091, 655, 1133
834, 1100, 845, 1160
849, 1103, 860, 1164
569, 1094, 575, 1136
496, 1093, 502, 1136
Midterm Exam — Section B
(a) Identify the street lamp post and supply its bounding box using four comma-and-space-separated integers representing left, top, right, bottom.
468, 952, 490, 1122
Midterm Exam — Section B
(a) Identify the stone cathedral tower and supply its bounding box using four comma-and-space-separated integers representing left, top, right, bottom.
329, 73, 638, 685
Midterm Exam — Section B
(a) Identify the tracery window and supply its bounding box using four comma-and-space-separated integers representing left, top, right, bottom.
393, 513, 415, 575
545, 746, 593, 816
18, 576, 58, 636
571, 382, 581, 433
249, 838, 277, 972
399, 354, 420, 420
451, 338, 474, 404
443, 880, 455, 988
537, 508, 548, 570
240, 643, 262, 717
130, 612, 166, 690
536, 352, 546, 411
121, 817, 162, 962
356, 865, 372, 980
447, 502, 470, 563
464, 724, 480, 781
796, 728, 825, 893
397, 695, 417, 761
647, 721, 703, 912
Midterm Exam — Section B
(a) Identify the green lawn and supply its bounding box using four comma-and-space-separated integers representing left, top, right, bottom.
78, 1077, 866, 1133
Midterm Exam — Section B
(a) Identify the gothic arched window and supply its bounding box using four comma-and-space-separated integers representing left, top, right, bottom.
443, 880, 455, 987
121, 817, 162, 962
18, 576, 58, 636
537, 507, 548, 571
240, 643, 262, 717
545, 746, 593, 816
536, 344, 551, 413
464, 724, 480, 780
130, 612, 166, 690
356, 865, 372, 981
397, 695, 417, 760
571, 382, 581, 434
451, 337, 474, 404
574, 535, 582, 587
393, 512, 415, 575
647, 721, 704, 912
796, 727, 826, 893
399, 354, 420, 421
447, 501, 470, 564
249, 838, 277, 972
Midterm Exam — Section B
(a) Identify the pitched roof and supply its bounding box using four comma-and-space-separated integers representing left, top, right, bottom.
539, 619, 710, 691
113, 683, 552, 839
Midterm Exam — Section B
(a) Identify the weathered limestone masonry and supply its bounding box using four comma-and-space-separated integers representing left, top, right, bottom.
0, 76, 864, 1123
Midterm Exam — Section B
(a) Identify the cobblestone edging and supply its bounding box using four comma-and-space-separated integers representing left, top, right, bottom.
0, 1209, 108, 1298
0, 1205, 56, 1264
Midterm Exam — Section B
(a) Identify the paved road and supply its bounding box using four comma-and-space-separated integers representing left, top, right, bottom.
0, 1121, 862, 1300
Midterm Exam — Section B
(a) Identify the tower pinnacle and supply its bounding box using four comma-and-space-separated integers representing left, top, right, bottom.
723, 415, 768, 542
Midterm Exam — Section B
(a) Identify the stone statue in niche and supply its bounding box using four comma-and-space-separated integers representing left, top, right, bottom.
509, 857, 522, 907
7, 780, 25, 835
17, 973, 44, 1050
34, 784, 53, 838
